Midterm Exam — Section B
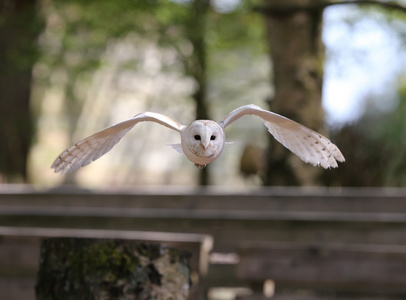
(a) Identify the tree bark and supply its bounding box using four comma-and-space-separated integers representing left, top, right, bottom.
261, 0, 325, 186
0, 0, 43, 182
185, 0, 211, 186
36, 238, 191, 300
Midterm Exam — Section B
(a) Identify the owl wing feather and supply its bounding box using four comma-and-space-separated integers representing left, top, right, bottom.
221, 104, 345, 169
51, 112, 185, 174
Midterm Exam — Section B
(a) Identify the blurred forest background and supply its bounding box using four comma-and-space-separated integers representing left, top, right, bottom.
2, 0, 406, 188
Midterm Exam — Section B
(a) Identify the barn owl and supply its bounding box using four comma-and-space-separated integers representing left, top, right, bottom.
51, 104, 345, 174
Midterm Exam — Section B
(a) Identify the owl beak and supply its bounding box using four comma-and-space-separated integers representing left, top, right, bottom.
201, 141, 210, 150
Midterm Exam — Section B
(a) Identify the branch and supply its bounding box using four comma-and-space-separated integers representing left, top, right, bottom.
325, 1, 406, 13
254, 1, 406, 16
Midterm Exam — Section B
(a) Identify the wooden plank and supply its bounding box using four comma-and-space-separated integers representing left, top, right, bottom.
0, 279, 36, 300
4, 187, 406, 297
237, 241, 406, 293
0, 236, 40, 277
0, 226, 213, 275
236, 293, 403, 300
2, 187, 406, 255
2, 210, 406, 253
2, 186, 406, 214
3, 205, 406, 222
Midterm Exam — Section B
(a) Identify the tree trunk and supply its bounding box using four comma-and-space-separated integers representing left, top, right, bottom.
261, 0, 325, 186
185, 0, 211, 186
0, 0, 43, 182
36, 238, 191, 300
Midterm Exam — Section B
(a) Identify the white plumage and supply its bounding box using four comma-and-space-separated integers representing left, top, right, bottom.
51, 104, 345, 174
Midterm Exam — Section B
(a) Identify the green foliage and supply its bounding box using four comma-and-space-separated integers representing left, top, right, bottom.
208, 3, 265, 52
39, 0, 266, 82
32, 0, 268, 185
207, 0, 267, 74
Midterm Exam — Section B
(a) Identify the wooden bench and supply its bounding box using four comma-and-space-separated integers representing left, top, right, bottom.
3, 186, 406, 298
237, 241, 406, 297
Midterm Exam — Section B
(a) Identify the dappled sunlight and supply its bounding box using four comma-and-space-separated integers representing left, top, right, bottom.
28, 4, 271, 188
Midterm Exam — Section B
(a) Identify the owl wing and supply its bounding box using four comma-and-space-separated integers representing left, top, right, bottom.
51, 112, 186, 174
220, 104, 345, 169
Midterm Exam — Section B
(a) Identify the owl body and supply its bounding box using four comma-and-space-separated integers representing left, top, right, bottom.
51, 104, 345, 175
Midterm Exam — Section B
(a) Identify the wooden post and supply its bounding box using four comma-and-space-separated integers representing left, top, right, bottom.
36, 238, 191, 300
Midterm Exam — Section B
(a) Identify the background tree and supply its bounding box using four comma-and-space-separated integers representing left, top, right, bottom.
182, 0, 210, 185
258, 0, 406, 186
33, 0, 267, 186
0, 0, 43, 182
259, 0, 325, 186
5, 0, 406, 186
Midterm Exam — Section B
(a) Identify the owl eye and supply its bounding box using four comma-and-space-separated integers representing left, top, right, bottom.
194, 135, 201, 140
210, 135, 216, 140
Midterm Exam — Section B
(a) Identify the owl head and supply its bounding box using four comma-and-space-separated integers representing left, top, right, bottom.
181, 120, 225, 166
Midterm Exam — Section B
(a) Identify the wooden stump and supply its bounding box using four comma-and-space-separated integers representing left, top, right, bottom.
35, 238, 191, 300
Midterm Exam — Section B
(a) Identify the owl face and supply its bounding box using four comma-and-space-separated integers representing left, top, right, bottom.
181, 120, 225, 166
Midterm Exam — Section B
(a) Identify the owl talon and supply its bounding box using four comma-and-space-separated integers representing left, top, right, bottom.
194, 163, 206, 168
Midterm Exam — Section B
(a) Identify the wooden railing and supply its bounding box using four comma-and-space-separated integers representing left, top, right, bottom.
1, 186, 406, 299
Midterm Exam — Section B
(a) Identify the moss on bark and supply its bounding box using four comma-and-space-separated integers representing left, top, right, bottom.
36, 238, 191, 300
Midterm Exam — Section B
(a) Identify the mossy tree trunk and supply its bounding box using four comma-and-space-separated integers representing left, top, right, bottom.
36, 238, 191, 300
260, 0, 325, 186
